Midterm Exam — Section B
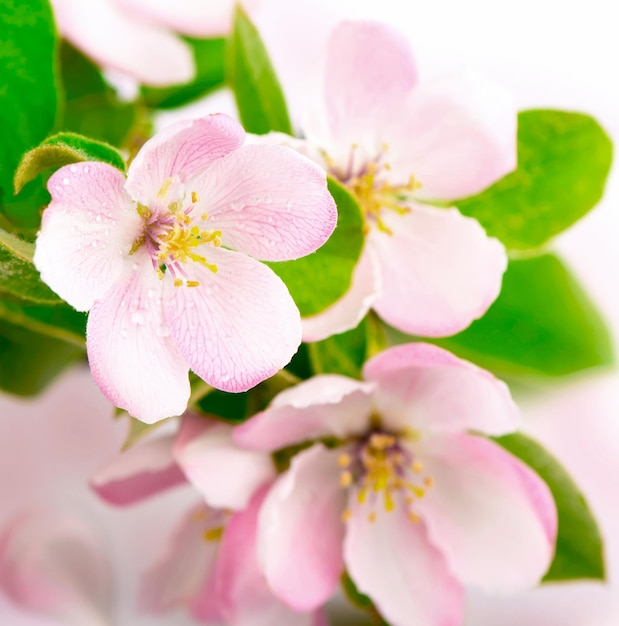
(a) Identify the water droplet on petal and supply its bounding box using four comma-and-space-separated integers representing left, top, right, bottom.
147, 289, 156, 299
70, 226, 77, 234
62, 177, 70, 185
120, 329, 128, 338
131, 311, 145, 325
84, 166, 90, 174
96, 214, 102, 222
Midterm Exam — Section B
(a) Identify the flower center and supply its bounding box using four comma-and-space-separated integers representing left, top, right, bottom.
131, 177, 222, 288
338, 429, 433, 524
327, 144, 422, 235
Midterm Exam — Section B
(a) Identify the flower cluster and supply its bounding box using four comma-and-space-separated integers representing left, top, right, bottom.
0, 3, 609, 626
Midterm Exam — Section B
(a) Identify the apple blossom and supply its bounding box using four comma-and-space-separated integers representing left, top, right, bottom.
50, 0, 258, 86
91, 413, 324, 626
34, 114, 337, 423
234, 343, 557, 626
0, 510, 112, 626
286, 21, 514, 341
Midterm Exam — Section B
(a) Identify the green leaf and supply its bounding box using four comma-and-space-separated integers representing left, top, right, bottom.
268, 178, 364, 317
495, 432, 605, 581
0, 317, 84, 396
0, 298, 85, 345
309, 321, 369, 379
15, 132, 126, 194
58, 41, 138, 148
458, 110, 613, 250
142, 38, 226, 109
0, 0, 58, 218
0, 229, 62, 304
226, 5, 292, 134
387, 254, 612, 379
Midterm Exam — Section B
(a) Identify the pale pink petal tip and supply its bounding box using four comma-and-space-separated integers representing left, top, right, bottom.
90, 435, 185, 506
364, 342, 519, 436
234, 374, 374, 451
418, 434, 557, 592
34, 161, 141, 312
371, 204, 507, 338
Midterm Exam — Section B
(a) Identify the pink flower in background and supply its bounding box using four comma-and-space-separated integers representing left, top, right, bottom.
235, 343, 557, 626
34, 114, 337, 423
0, 510, 112, 626
92, 413, 323, 626
50, 0, 257, 85
293, 21, 514, 341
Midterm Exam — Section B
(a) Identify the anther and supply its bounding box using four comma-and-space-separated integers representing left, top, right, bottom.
173, 278, 183, 287
338, 453, 352, 468
191, 191, 200, 203
339, 471, 353, 487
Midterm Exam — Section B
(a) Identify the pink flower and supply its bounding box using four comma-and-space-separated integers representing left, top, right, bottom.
287, 21, 514, 340
0, 510, 112, 626
234, 343, 557, 626
34, 114, 337, 423
91, 413, 324, 625
50, 0, 258, 85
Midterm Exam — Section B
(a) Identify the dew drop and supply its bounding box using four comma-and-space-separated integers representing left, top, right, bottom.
147, 289, 156, 299
84, 166, 90, 174
70, 226, 77, 234
220, 372, 230, 383
120, 329, 128, 338
62, 177, 70, 185
96, 214, 102, 222
92, 241, 98, 248
131, 311, 145, 325
69, 165, 77, 173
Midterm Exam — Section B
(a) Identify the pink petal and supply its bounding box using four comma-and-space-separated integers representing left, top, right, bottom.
173, 414, 275, 511
118, 0, 254, 37
302, 245, 381, 342
86, 252, 190, 423
90, 434, 186, 506
126, 114, 245, 205
258, 445, 346, 611
417, 433, 557, 591
215, 486, 320, 626
34, 162, 141, 312
140, 503, 223, 618
383, 70, 517, 201
370, 203, 507, 336
0, 510, 112, 625
344, 504, 463, 626
191, 144, 337, 261
163, 247, 301, 393
234, 375, 375, 451
364, 343, 519, 436
50, 0, 194, 86
307, 21, 417, 162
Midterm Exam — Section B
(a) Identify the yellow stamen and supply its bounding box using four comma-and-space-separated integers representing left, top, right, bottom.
340, 471, 353, 487
186, 280, 200, 288
191, 191, 200, 203
412, 460, 424, 473
173, 278, 183, 287
338, 453, 352, 468
203, 527, 224, 542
